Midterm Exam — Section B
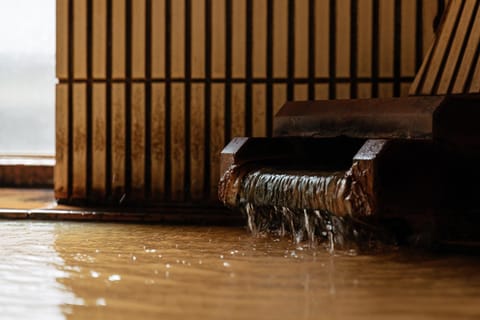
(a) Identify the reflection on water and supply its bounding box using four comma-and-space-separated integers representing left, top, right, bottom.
1, 221, 480, 319
0, 222, 80, 319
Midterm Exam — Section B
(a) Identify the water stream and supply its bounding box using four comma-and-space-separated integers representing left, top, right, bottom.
233, 167, 393, 252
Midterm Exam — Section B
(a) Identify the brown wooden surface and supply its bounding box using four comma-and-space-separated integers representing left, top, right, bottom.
0, 188, 241, 225
274, 96, 446, 139
0, 157, 54, 188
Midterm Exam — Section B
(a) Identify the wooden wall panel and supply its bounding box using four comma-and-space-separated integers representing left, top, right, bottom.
72, 84, 87, 198
56, 0, 447, 205
273, 0, 288, 78
190, 84, 205, 201
56, 0, 69, 79
131, 0, 146, 79
112, 0, 126, 78
91, 84, 107, 198
315, 0, 329, 78
111, 83, 125, 197
150, 83, 166, 199
210, 84, 225, 199
336, 0, 351, 78
92, 0, 107, 79
73, 0, 87, 79
232, 0, 246, 78
191, 0, 205, 78
170, 83, 185, 201
151, 0, 165, 78
55, 84, 69, 198
294, 0, 309, 78
252, 0, 267, 78
231, 84, 246, 137
357, 0, 373, 78
130, 83, 145, 197
171, 0, 185, 78
212, 0, 226, 78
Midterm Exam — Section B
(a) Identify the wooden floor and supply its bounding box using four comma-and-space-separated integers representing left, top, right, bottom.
0, 188, 242, 225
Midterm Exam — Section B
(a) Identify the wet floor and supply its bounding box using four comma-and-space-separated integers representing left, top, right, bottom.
1, 221, 479, 320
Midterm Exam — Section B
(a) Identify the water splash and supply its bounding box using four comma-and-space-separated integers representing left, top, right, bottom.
238, 168, 386, 252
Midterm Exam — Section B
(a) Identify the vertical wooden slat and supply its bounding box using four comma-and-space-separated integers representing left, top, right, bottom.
253, 0, 267, 78
92, 0, 107, 78
379, 83, 394, 98
401, 0, 416, 77
400, 82, 411, 96
131, 83, 145, 196
74, 0, 87, 79
170, 83, 185, 201
190, 84, 205, 200
379, 0, 394, 78
452, 11, 480, 93
151, 83, 166, 200
232, 0, 246, 78
273, 0, 288, 78
437, 1, 476, 94
294, 0, 309, 78
273, 84, 287, 115
56, 0, 69, 79
358, 83, 372, 98
151, 0, 165, 78
171, 0, 185, 78
210, 84, 225, 197
92, 83, 107, 197
112, 0, 126, 78
252, 84, 266, 137
212, 0, 226, 78
315, 0, 329, 78
131, 0, 146, 79
111, 83, 125, 196
315, 84, 329, 100
55, 84, 69, 198
231, 84, 245, 137
191, 0, 205, 78
336, 0, 350, 78
336, 83, 350, 99
72, 84, 87, 198
422, 1, 438, 56
294, 84, 308, 100
357, 0, 372, 78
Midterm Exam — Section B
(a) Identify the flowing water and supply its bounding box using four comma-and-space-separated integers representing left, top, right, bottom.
236, 168, 382, 251
1, 220, 479, 320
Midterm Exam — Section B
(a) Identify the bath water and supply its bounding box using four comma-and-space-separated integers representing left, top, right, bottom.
0, 220, 479, 319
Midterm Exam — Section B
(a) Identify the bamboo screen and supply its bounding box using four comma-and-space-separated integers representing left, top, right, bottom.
56, 0, 445, 205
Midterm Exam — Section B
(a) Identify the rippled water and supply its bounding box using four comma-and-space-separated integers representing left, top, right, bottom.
1, 221, 479, 319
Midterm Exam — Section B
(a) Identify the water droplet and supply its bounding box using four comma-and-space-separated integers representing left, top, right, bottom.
108, 274, 121, 282
90, 271, 100, 278
96, 298, 106, 306
223, 262, 231, 268
165, 263, 171, 269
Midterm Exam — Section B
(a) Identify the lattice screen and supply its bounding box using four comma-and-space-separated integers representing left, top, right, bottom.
55, 0, 445, 205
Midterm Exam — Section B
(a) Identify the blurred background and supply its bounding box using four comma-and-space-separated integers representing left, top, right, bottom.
0, 0, 55, 155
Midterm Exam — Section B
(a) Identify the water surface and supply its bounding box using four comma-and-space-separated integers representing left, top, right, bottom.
1, 221, 479, 319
